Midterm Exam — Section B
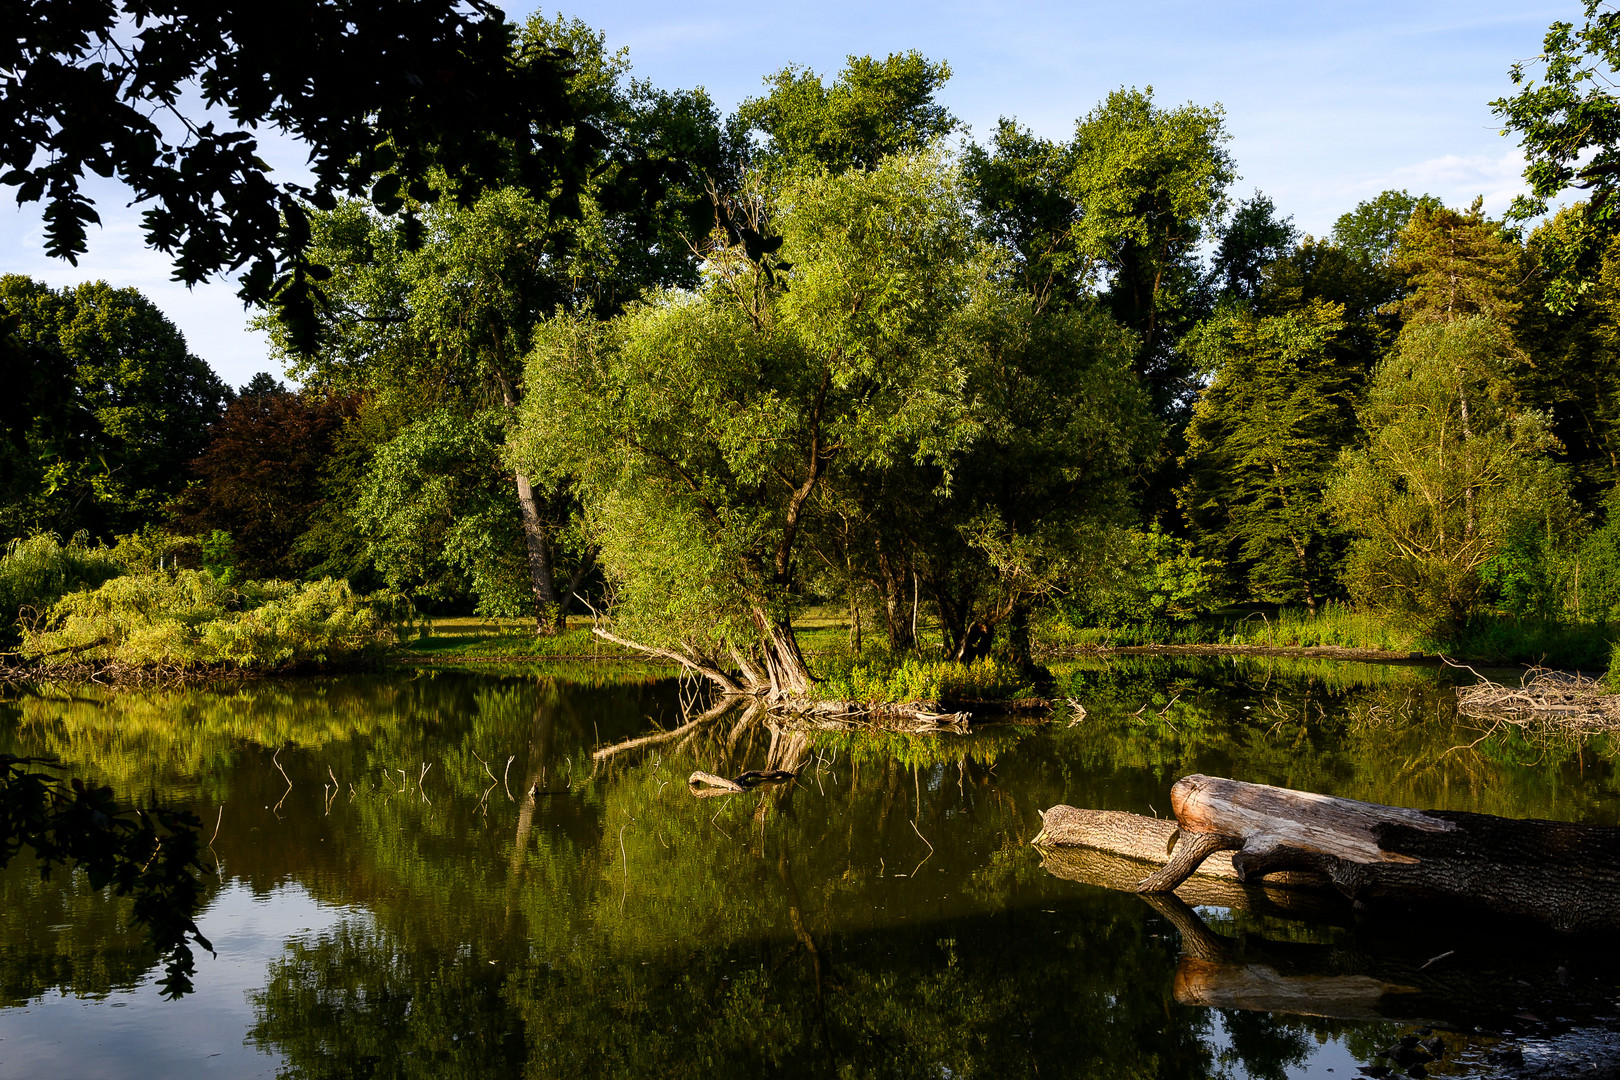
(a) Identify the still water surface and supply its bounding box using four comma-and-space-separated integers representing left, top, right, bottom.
3, 657, 1619, 1079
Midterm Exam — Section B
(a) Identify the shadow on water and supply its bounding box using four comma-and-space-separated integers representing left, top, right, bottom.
1, 658, 1619, 1076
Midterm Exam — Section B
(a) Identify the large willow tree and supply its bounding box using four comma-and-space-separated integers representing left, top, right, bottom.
520, 154, 984, 695
521, 153, 1148, 696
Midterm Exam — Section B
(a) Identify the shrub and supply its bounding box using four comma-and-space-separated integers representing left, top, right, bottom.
0, 533, 124, 649
20, 570, 415, 670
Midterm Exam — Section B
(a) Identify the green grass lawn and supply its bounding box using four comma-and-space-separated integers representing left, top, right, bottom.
398, 618, 641, 660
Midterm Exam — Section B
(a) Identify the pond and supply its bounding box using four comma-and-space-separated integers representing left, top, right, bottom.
3, 657, 1619, 1079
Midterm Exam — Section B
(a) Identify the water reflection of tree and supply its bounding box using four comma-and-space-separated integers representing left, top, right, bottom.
8, 661, 1620, 1073
236, 702, 1270, 1079
1055, 658, 1620, 824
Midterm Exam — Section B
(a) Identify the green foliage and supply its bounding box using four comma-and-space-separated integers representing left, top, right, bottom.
355, 410, 534, 617
1515, 214, 1620, 504
258, 12, 722, 626
105, 527, 196, 574
0, 533, 124, 650
1494, 2, 1620, 310
1042, 602, 1416, 652
732, 51, 956, 174
1329, 318, 1572, 638
1210, 191, 1297, 300
1180, 298, 1360, 609
198, 530, 238, 587
0, 276, 228, 541
521, 151, 994, 672
400, 626, 638, 661
19, 572, 412, 671
1478, 513, 1571, 619
0, 0, 609, 349
1394, 199, 1521, 327
962, 120, 1091, 311
1330, 189, 1442, 267
1061, 525, 1218, 627
1070, 87, 1234, 407
1579, 486, 1620, 620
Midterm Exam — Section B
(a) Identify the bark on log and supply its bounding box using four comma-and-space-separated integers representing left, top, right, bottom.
1032, 806, 1328, 889
1040, 774, 1620, 933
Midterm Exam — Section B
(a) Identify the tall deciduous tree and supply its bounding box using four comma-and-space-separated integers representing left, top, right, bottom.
731, 52, 956, 176
1070, 87, 1233, 414
265, 14, 721, 629
0, 275, 227, 540
1494, 1, 1620, 311
1331, 189, 1441, 268
520, 153, 991, 696
1514, 207, 1620, 505
962, 120, 1090, 314
1328, 318, 1569, 637
962, 89, 1233, 416
1209, 192, 1297, 302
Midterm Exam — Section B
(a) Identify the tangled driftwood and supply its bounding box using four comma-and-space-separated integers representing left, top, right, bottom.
1455, 665, 1620, 731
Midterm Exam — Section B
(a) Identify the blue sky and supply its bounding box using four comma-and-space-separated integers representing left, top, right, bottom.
1, 0, 1574, 387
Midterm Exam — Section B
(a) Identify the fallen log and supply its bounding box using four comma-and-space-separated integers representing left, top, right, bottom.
1037, 774, 1620, 933
1032, 806, 1328, 889
1042, 843, 1620, 1031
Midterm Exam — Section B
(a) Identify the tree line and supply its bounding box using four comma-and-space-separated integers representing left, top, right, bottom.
7, 8, 1620, 691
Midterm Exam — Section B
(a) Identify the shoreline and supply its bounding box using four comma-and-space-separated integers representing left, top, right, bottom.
1042, 643, 1435, 663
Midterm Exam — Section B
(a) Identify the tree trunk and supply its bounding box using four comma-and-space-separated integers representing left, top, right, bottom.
1033, 807, 1327, 890
1037, 775, 1620, 933
752, 607, 814, 700
1041, 839, 1620, 1037
1003, 598, 1035, 671
878, 550, 914, 652
848, 592, 862, 654
513, 468, 565, 633
590, 626, 744, 694
496, 368, 566, 635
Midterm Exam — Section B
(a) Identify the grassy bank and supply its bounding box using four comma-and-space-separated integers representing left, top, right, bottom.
1040, 603, 1617, 670
396, 619, 641, 661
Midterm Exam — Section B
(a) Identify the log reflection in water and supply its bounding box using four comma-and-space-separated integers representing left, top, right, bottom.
1040, 842, 1620, 1032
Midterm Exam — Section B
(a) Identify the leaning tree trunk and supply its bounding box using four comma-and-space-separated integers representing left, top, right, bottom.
752, 607, 815, 699
513, 469, 565, 634
1037, 774, 1620, 933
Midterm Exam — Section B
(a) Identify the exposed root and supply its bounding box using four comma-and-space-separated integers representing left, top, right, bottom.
772, 701, 972, 734
768, 696, 1051, 733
